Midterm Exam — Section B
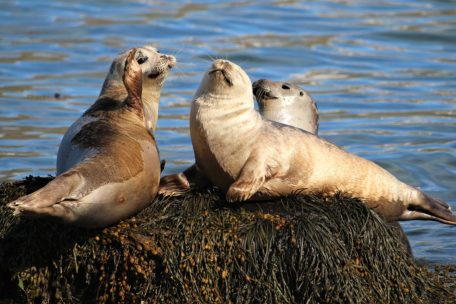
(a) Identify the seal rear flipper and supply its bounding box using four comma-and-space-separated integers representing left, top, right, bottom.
8, 171, 82, 213
158, 172, 191, 197
12, 201, 79, 224
401, 193, 456, 225
159, 164, 212, 197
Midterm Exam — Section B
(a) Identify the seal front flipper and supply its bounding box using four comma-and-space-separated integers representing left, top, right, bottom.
226, 152, 275, 202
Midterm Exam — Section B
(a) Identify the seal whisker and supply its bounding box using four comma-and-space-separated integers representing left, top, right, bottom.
171, 66, 186, 82
171, 46, 186, 58
197, 55, 214, 65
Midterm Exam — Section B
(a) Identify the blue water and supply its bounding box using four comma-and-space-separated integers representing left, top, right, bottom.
0, 0, 455, 263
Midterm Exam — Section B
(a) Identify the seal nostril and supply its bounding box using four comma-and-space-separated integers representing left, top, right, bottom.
253, 86, 259, 96
137, 56, 148, 65
300, 91, 304, 96
282, 84, 290, 90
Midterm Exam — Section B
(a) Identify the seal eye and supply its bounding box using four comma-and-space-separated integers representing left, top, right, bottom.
156, 50, 160, 53
137, 56, 148, 65
300, 91, 304, 96
282, 84, 290, 90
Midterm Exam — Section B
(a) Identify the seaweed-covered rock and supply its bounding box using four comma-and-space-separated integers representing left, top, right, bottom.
0, 176, 455, 303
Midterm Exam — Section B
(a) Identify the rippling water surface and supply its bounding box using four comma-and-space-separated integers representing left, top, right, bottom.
0, 0, 455, 263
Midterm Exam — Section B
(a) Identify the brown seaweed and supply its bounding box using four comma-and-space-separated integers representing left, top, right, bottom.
0, 176, 455, 303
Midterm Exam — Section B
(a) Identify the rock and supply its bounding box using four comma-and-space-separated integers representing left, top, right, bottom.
0, 176, 455, 303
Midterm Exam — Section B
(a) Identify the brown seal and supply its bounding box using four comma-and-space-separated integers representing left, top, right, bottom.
8, 47, 176, 228
253, 79, 319, 134
187, 59, 456, 225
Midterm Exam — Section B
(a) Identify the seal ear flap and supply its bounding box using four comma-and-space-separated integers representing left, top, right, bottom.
123, 48, 143, 112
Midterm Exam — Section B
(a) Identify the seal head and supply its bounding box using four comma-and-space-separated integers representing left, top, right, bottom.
98, 45, 176, 133
253, 79, 319, 134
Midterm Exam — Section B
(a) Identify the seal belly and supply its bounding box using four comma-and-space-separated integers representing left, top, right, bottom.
64, 147, 159, 227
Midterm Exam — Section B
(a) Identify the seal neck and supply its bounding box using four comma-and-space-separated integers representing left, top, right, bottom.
98, 82, 161, 133
192, 93, 262, 142
142, 88, 160, 133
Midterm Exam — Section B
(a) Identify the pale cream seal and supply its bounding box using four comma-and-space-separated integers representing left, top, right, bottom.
187, 59, 456, 225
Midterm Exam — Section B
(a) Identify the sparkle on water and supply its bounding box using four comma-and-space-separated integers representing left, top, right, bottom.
0, 0, 455, 263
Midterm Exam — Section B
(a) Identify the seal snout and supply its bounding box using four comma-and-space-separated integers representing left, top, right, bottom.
162, 54, 176, 69
147, 54, 176, 79
209, 60, 233, 86
252, 79, 277, 100
211, 59, 230, 71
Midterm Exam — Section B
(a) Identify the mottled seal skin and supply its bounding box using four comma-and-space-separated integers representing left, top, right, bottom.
187, 59, 456, 225
253, 79, 319, 134
8, 47, 175, 228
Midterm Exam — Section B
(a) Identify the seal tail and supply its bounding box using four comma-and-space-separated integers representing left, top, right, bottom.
7, 171, 82, 218
401, 192, 456, 225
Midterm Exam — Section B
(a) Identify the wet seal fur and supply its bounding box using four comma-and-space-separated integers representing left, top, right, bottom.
8, 47, 176, 227
183, 59, 456, 225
